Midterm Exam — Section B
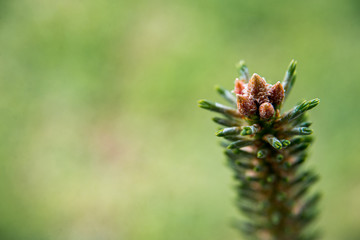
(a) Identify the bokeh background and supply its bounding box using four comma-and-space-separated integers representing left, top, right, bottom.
0, 0, 360, 239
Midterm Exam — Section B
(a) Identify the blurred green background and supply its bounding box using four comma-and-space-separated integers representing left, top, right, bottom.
0, 0, 359, 239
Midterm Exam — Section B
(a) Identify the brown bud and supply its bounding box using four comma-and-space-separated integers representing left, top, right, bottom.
237, 95, 257, 117
234, 78, 245, 95
259, 102, 275, 120
268, 81, 285, 105
248, 74, 267, 95
248, 73, 268, 104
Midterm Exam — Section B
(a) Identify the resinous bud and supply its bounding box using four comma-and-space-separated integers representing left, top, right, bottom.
259, 102, 275, 120
268, 82, 285, 105
248, 74, 267, 96
237, 95, 257, 118
234, 78, 246, 95
248, 73, 268, 104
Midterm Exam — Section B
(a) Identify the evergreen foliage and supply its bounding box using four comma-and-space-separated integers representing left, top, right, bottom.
198, 60, 320, 240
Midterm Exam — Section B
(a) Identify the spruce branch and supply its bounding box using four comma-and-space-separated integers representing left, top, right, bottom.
198, 60, 320, 240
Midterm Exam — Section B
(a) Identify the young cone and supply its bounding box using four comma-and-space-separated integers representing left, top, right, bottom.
198, 60, 320, 240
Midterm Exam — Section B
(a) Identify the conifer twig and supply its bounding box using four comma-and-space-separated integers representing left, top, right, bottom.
198, 60, 321, 240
